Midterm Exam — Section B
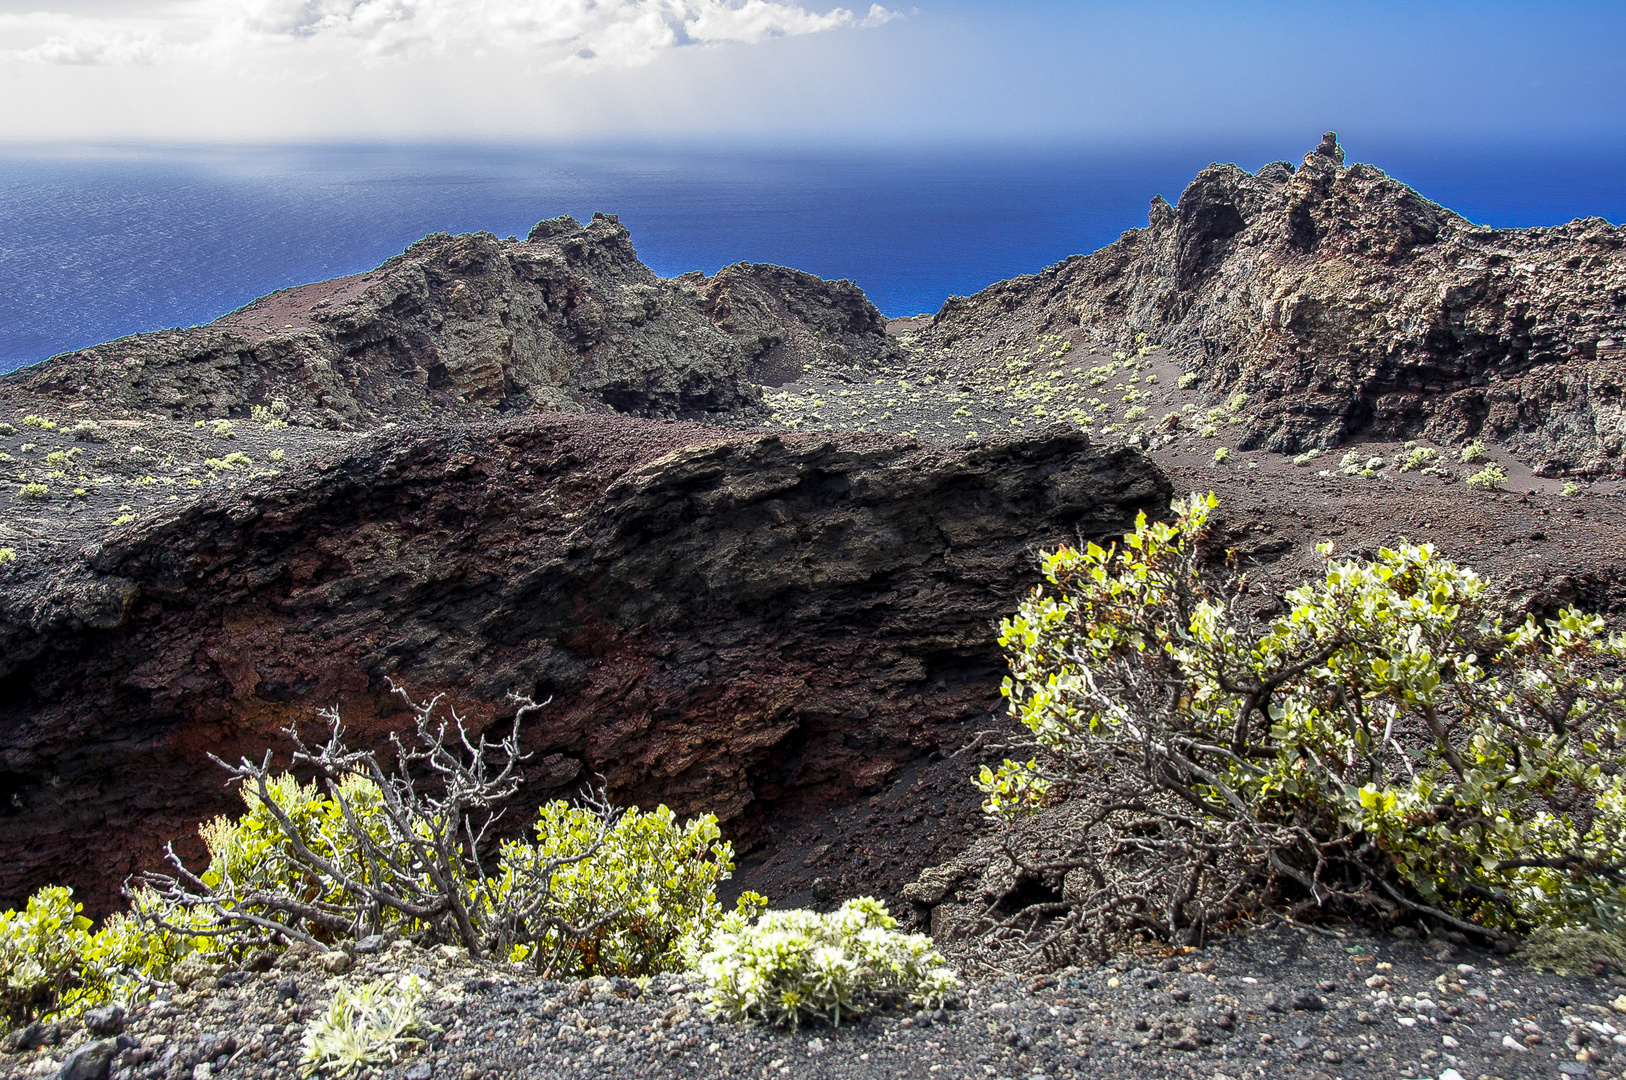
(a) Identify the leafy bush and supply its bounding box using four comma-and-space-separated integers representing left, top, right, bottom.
21, 415, 55, 430
0, 887, 170, 1030
1461, 439, 1488, 464
0, 548, 14, 565
696, 898, 959, 1031
1562, 481, 1582, 497
1212, 447, 1230, 464
1198, 423, 1218, 438
1393, 442, 1440, 472
143, 684, 733, 979
300, 976, 437, 1077
1228, 393, 1249, 411
1124, 406, 1147, 423
1292, 449, 1322, 467
1467, 462, 1508, 490
18, 483, 47, 500
68, 420, 104, 442
977, 493, 1626, 961
499, 803, 734, 977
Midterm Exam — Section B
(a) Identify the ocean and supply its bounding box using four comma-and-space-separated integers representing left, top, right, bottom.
2, 138, 1622, 374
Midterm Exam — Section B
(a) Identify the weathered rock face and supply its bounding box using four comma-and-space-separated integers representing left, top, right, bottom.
0, 414, 1168, 914
680, 262, 903, 384
927, 134, 1626, 470
3, 215, 897, 429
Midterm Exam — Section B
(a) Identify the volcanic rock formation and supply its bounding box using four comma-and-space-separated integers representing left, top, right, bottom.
4, 213, 900, 428
0, 414, 1167, 914
925, 133, 1626, 472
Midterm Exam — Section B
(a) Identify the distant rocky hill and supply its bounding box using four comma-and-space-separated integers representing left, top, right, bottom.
925, 133, 1626, 473
3, 212, 900, 428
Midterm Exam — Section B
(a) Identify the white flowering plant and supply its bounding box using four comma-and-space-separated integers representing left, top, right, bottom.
695, 897, 959, 1031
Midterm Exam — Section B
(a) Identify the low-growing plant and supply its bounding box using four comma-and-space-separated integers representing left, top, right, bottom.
68, 420, 104, 442
21, 415, 55, 430
270, 449, 286, 463
300, 975, 437, 1077
1467, 462, 1508, 490
1228, 393, 1249, 411
204, 452, 253, 472
1394, 442, 1439, 473
1124, 406, 1147, 423
1212, 447, 1230, 464
1562, 481, 1581, 498
974, 493, 1626, 964
1461, 439, 1488, 464
696, 898, 959, 1031
18, 483, 47, 500
1291, 449, 1322, 467
1177, 373, 1199, 389
1198, 423, 1218, 438
0, 548, 14, 565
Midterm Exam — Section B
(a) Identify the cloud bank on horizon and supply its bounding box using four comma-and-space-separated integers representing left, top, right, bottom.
0, 0, 900, 70
0, 0, 1621, 145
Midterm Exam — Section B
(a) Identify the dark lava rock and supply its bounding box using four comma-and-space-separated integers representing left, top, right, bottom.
922, 132, 1626, 470
56, 1039, 117, 1080
82, 1003, 124, 1036
0, 415, 1168, 912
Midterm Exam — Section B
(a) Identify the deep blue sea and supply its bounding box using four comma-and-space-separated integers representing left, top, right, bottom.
2, 139, 1623, 374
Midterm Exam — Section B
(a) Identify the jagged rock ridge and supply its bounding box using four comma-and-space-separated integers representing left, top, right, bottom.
926, 133, 1626, 471
3, 213, 901, 428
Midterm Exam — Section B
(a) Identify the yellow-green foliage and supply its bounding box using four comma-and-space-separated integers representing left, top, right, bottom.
197, 773, 400, 950
500, 802, 734, 977
984, 493, 1626, 935
300, 976, 436, 1077
0, 549, 14, 565
1467, 462, 1508, 490
1177, 373, 1199, 389
696, 897, 959, 1031
204, 452, 253, 472
1461, 439, 1488, 464
0, 887, 178, 1029
21, 415, 56, 430
18, 483, 47, 500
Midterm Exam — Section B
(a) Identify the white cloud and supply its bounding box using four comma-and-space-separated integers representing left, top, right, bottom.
0, 0, 903, 70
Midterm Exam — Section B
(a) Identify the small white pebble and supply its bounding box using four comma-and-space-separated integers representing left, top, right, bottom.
1441, 1035, 1460, 1048
1398, 1017, 1417, 1028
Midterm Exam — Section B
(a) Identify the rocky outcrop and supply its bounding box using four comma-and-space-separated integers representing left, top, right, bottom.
3, 215, 899, 430
0, 415, 1169, 914
680, 262, 904, 384
926, 134, 1626, 471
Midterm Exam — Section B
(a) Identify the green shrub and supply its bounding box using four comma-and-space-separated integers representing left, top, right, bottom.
1198, 423, 1218, 438
1228, 393, 1249, 411
1212, 447, 1230, 464
1467, 462, 1508, 490
0, 887, 170, 1029
204, 452, 253, 471
1394, 443, 1439, 472
696, 898, 959, 1031
1177, 373, 1199, 389
1124, 406, 1147, 423
978, 493, 1626, 950
1292, 449, 1322, 467
18, 483, 47, 500
0, 548, 13, 565
21, 415, 55, 430
1461, 438, 1488, 464
498, 802, 735, 977
1562, 481, 1582, 497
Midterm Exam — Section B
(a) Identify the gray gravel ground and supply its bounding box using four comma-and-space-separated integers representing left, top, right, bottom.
5, 923, 1621, 1080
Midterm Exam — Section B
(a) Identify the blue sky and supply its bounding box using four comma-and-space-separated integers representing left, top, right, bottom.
0, 0, 1620, 144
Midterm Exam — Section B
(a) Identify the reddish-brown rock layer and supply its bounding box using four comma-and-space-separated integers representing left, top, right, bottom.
0, 415, 1168, 914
